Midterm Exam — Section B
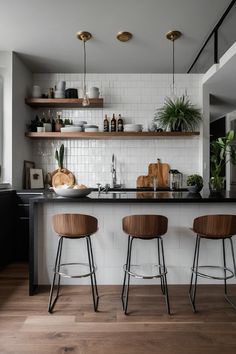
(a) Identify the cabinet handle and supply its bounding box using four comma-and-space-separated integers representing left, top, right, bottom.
18, 203, 29, 207
19, 217, 29, 220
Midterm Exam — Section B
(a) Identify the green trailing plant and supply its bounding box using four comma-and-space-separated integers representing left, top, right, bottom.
187, 174, 203, 192
154, 95, 202, 132
210, 130, 236, 191
55, 144, 64, 170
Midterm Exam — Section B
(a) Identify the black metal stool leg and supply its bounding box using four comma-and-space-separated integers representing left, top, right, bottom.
86, 236, 99, 311
223, 238, 227, 295
224, 237, 236, 310
157, 237, 165, 295
160, 237, 170, 314
88, 236, 99, 301
189, 235, 201, 312
124, 237, 134, 315
48, 236, 63, 313
121, 236, 131, 310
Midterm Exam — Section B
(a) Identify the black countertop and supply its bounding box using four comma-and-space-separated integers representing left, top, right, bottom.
29, 189, 236, 204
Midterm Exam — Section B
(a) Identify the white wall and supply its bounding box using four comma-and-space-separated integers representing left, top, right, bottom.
12, 53, 33, 188
0, 52, 13, 184
32, 73, 203, 187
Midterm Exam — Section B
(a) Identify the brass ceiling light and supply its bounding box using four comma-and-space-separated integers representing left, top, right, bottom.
117, 31, 133, 42
166, 30, 182, 97
77, 31, 92, 106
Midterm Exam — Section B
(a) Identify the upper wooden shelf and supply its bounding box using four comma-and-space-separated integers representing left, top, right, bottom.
25, 98, 103, 108
25, 131, 200, 139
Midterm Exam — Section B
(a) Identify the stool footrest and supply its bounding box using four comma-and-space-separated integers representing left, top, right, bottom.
123, 263, 167, 279
192, 265, 234, 280
55, 262, 96, 278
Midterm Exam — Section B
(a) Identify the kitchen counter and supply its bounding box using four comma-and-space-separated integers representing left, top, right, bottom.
29, 189, 236, 295
30, 189, 236, 204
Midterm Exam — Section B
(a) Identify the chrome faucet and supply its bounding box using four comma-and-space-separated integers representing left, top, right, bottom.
111, 154, 117, 188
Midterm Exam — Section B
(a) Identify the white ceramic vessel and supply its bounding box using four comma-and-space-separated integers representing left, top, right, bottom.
53, 187, 92, 198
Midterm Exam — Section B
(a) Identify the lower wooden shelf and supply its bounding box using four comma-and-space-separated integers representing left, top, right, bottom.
25, 131, 200, 139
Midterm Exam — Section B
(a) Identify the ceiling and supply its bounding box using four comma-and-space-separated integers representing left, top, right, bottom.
0, 0, 232, 73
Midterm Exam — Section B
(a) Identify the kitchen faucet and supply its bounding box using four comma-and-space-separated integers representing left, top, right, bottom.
111, 154, 117, 188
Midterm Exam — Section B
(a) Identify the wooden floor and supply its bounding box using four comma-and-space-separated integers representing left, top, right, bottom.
0, 264, 236, 354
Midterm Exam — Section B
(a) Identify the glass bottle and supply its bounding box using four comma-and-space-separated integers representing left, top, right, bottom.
103, 114, 109, 132
111, 113, 116, 132
117, 114, 124, 132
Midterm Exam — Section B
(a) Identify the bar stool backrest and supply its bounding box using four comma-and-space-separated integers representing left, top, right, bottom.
53, 213, 98, 237
193, 214, 236, 238
122, 215, 168, 238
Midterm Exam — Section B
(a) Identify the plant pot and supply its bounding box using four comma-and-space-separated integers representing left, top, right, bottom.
187, 185, 201, 193
209, 176, 224, 196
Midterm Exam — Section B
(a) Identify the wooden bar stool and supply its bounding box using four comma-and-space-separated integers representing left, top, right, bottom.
48, 213, 99, 313
121, 214, 170, 315
189, 214, 236, 312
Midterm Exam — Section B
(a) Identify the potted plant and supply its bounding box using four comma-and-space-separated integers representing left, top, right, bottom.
210, 130, 236, 193
187, 174, 203, 193
154, 95, 202, 132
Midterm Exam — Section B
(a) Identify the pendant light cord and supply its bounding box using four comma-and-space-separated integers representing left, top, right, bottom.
83, 40, 87, 94
172, 39, 175, 89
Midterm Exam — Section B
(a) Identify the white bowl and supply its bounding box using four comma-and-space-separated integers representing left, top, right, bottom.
85, 127, 99, 132
61, 126, 82, 132
84, 124, 98, 128
54, 90, 65, 98
54, 187, 92, 198
124, 124, 142, 132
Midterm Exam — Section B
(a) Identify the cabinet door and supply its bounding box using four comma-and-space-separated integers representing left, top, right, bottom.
15, 217, 29, 262
0, 192, 16, 267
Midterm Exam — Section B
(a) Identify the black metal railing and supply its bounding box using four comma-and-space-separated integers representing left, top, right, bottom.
188, 0, 236, 73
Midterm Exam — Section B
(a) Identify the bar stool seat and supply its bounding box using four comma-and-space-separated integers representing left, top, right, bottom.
189, 214, 236, 312
121, 214, 170, 315
48, 213, 99, 313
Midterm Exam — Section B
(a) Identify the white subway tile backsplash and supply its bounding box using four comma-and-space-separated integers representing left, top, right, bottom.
32, 73, 203, 187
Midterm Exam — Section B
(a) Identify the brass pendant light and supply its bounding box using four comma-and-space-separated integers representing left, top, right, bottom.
77, 31, 92, 106
166, 30, 182, 98
116, 31, 132, 42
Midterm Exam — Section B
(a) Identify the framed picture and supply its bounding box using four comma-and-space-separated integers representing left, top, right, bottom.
29, 168, 44, 189
23, 160, 35, 189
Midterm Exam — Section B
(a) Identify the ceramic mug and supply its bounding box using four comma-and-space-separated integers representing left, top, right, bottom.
32, 85, 41, 98
88, 87, 100, 98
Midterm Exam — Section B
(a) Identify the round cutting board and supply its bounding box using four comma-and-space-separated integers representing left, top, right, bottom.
51, 168, 75, 188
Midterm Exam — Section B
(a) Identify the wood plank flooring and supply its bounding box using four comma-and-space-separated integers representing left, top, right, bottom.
0, 264, 236, 354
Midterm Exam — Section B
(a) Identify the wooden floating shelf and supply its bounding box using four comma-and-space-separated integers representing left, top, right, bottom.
25, 98, 103, 108
25, 131, 200, 139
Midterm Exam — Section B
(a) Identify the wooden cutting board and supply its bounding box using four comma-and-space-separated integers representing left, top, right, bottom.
50, 168, 75, 187
136, 159, 170, 188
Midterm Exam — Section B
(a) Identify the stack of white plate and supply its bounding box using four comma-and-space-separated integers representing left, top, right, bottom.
61, 126, 82, 132
124, 124, 143, 132
84, 124, 99, 132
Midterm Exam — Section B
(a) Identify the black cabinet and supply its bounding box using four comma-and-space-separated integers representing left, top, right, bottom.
16, 191, 44, 262
0, 190, 16, 267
